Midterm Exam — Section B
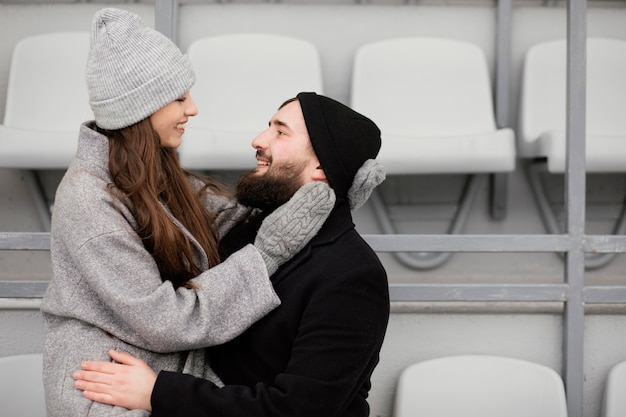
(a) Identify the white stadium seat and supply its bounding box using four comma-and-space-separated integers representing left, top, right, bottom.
519, 37, 626, 269
350, 37, 516, 269
393, 355, 567, 417
179, 33, 323, 171
0, 354, 46, 417
0, 32, 92, 230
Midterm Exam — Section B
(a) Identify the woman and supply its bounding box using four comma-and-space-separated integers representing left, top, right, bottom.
41, 8, 334, 417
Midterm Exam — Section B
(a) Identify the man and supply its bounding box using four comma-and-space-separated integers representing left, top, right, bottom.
73, 92, 390, 417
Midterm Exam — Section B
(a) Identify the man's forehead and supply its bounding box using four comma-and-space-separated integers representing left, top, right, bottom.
272, 100, 307, 131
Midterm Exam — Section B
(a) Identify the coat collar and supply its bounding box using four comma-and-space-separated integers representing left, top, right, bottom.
271, 200, 355, 283
309, 200, 354, 247
76, 122, 110, 175
75, 121, 210, 270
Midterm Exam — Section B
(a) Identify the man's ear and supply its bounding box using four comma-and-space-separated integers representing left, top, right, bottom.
311, 165, 327, 182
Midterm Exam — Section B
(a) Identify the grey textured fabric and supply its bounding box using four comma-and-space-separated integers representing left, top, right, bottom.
86, 8, 195, 129
41, 122, 279, 417
254, 182, 336, 275
348, 159, 386, 211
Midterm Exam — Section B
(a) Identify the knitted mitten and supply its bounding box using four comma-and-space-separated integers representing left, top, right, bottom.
254, 182, 336, 275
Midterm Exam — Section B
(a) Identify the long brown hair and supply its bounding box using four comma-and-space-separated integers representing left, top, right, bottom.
102, 119, 226, 288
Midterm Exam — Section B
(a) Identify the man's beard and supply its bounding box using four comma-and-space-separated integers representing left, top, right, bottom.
235, 161, 306, 212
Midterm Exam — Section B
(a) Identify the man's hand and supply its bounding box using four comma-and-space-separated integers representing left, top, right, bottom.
73, 349, 156, 411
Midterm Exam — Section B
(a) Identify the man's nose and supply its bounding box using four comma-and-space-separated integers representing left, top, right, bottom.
251, 130, 269, 149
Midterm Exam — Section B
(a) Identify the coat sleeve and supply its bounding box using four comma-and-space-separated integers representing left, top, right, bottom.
150, 263, 390, 417
45, 172, 279, 352
59, 228, 279, 352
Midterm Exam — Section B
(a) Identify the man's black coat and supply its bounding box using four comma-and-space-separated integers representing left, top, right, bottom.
151, 202, 390, 417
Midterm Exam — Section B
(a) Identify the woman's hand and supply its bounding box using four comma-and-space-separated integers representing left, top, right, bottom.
73, 349, 156, 411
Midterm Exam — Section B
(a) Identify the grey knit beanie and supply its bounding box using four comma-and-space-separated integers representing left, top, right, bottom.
86, 8, 195, 130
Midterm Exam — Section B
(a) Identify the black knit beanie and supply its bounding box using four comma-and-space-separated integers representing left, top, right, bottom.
297, 92, 381, 199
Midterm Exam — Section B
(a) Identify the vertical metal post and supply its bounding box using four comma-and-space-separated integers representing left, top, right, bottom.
490, 0, 512, 221
564, 1, 587, 416
495, 0, 511, 129
155, 0, 179, 44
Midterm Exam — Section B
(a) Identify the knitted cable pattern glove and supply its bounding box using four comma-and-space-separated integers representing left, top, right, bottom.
254, 182, 336, 275
348, 159, 386, 211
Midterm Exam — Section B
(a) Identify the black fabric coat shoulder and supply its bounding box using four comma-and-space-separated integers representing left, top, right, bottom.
151, 202, 390, 417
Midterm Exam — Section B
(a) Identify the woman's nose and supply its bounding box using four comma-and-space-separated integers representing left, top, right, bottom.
186, 95, 198, 117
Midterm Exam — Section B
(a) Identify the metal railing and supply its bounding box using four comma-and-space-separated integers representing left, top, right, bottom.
3, 1, 626, 416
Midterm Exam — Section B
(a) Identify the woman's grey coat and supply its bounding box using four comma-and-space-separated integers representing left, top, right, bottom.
41, 122, 280, 417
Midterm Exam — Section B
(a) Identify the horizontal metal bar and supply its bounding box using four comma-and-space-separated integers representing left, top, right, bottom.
389, 283, 569, 302
0, 281, 49, 298
584, 286, 626, 304
363, 234, 572, 253
584, 235, 626, 253
2, 233, 624, 254
0, 281, 571, 302
0, 232, 50, 250
3, 281, 626, 304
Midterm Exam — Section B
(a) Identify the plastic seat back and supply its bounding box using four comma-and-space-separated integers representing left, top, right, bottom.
180, 33, 323, 170
349, 37, 515, 269
393, 355, 568, 417
519, 37, 626, 172
0, 354, 46, 417
0, 32, 92, 169
351, 37, 515, 175
602, 361, 626, 417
